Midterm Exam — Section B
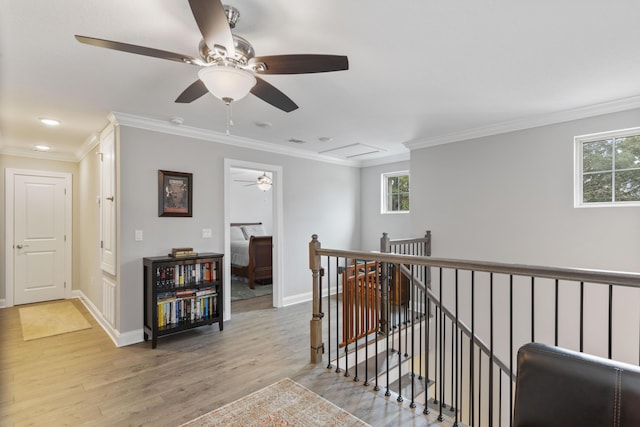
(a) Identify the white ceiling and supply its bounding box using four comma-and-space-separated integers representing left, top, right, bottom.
2, 1, 640, 166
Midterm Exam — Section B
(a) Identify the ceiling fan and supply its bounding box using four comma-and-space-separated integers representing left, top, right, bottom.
74, 0, 349, 113
235, 172, 272, 191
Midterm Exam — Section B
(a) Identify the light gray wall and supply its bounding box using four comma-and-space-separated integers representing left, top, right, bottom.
117, 126, 361, 333
359, 160, 411, 251
411, 108, 640, 272
410, 108, 640, 364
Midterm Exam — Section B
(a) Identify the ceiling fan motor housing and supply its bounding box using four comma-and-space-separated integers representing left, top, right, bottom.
198, 35, 255, 66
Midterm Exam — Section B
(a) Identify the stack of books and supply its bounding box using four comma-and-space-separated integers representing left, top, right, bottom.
169, 247, 197, 258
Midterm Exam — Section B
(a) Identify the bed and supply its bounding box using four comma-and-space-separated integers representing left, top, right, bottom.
230, 222, 272, 289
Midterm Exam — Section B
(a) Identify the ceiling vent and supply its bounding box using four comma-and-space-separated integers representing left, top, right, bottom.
318, 143, 384, 159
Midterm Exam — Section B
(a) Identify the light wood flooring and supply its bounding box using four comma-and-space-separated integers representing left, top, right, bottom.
1, 296, 447, 426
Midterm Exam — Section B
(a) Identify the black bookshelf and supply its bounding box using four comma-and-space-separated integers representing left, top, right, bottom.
143, 252, 224, 348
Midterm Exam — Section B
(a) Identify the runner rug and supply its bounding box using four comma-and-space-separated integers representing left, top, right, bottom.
19, 300, 91, 341
179, 378, 370, 427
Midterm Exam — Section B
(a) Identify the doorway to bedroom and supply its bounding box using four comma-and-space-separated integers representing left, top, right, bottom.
229, 168, 273, 301
224, 160, 282, 318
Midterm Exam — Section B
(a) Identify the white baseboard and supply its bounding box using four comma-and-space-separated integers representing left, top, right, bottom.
282, 285, 341, 307
116, 328, 145, 347
283, 291, 312, 306
0, 299, 6, 308
72, 290, 144, 347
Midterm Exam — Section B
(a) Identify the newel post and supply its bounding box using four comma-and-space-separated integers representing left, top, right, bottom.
309, 234, 324, 363
379, 232, 390, 334
425, 230, 432, 288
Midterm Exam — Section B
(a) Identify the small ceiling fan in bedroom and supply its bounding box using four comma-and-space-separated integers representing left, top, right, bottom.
74, 0, 349, 114
235, 172, 272, 191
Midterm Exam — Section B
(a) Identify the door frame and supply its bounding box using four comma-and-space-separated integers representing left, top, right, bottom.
223, 159, 283, 319
5, 168, 73, 307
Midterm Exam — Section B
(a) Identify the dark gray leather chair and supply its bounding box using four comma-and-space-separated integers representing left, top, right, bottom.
513, 342, 640, 427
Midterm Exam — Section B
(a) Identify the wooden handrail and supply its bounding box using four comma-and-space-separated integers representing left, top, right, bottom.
388, 237, 431, 245
314, 247, 640, 288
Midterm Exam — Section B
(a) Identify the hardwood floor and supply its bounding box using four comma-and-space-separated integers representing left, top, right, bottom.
1, 297, 445, 426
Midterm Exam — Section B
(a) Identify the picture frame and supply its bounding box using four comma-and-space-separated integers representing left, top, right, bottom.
158, 170, 192, 217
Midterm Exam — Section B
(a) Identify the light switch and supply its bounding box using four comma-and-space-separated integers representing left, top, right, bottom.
135, 230, 143, 241
202, 228, 212, 238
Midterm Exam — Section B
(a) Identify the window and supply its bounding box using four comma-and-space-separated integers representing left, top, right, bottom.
575, 127, 640, 207
382, 171, 409, 213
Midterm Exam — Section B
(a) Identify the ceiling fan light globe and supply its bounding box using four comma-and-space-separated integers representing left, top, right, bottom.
197, 67, 257, 102
257, 173, 272, 191
257, 182, 272, 191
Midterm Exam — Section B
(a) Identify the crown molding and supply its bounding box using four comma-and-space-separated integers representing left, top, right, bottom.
0, 146, 79, 163
111, 112, 359, 167
75, 132, 100, 160
405, 95, 640, 150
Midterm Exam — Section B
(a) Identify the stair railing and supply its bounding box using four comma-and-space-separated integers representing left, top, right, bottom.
379, 231, 431, 333
309, 233, 640, 426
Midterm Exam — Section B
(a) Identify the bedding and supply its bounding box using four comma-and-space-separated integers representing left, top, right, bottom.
230, 239, 250, 267
230, 225, 246, 241
241, 223, 267, 239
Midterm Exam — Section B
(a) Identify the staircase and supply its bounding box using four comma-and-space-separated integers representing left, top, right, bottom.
309, 232, 640, 426
325, 311, 470, 425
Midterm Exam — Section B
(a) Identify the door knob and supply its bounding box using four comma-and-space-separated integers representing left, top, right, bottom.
16, 244, 30, 249
106, 196, 114, 202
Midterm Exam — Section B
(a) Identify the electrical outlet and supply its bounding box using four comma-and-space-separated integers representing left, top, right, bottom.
135, 230, 143, 241
202, 228, 212, 238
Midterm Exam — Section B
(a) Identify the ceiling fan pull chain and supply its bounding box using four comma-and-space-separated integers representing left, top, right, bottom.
225, 101, 234, 135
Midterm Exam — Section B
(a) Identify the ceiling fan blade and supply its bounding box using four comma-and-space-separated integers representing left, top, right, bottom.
249, 54, 349, 75
188, 0, 235, 57
175, 79, 209, 103
74, 35, 202, 65
250, 77, 298, 113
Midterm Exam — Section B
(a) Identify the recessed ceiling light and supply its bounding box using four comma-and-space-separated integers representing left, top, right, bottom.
255, 121, 272, 128
34, 144, 51, 151
319, 136, 333, 142
288, 138, 306, 144
38, 118, 61, 126
170, 116, 184, 125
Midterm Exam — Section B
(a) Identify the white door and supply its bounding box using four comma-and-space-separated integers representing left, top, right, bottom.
12, 172, 68, 305
100, 123, 117, 275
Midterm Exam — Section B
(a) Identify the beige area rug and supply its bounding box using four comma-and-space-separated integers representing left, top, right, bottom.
180, 378, 370, 427
19, 300, 91, 341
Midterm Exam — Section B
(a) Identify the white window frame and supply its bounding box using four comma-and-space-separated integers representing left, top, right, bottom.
381, 171, 410, 214
574, 126, 640, 208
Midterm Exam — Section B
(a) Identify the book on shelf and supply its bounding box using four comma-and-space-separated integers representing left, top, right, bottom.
156, 262, 216, 289
175, 289, 195, 298
157, 293, 218, 326
171, 247, 192, 254
169, 251, 198, 258
196, 287, 216, 296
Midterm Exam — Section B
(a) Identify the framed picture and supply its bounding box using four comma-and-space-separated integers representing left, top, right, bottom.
158, 170, 192, 217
